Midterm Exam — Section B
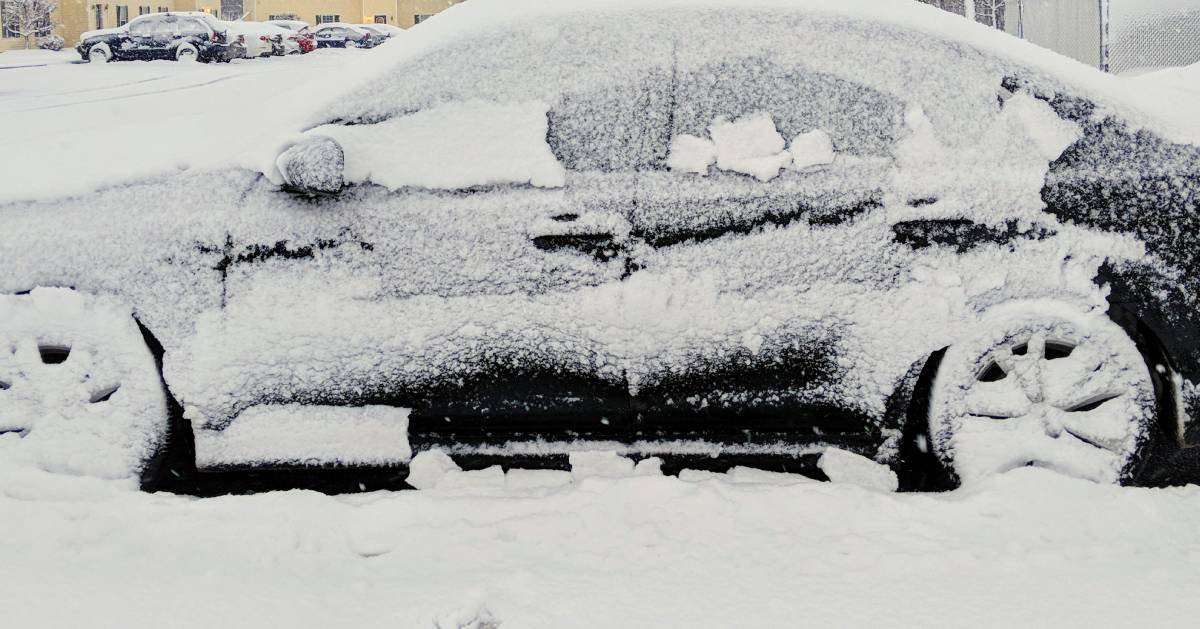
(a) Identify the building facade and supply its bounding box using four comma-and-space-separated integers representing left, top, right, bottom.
219, 0, 462, 28
1, 0, 459, 53
1, 0, 203, 52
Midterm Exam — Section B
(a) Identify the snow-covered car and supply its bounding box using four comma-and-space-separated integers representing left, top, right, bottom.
222, 21, 279, 58
357, 23, 399, 42
5, 0, 1200, 494
266, 19, 316, 53
76, 12, 231, 63
360, 23, 403, 37
312, 23, 375, 49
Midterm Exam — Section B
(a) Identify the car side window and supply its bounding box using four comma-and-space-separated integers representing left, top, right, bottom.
153, 16, 177, 38
128, 19, 155, 37
179, 18, 207, 38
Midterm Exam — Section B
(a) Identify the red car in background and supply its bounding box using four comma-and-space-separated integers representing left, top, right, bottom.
266, 19, 316, 53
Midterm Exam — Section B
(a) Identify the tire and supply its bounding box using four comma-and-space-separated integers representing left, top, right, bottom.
0, 288, 169, 481
927, 302, 1156, 485
175, 42, 199, 62
86, 43, 112, 63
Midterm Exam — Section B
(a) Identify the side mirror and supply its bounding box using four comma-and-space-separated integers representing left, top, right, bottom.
277, 136, 345, 196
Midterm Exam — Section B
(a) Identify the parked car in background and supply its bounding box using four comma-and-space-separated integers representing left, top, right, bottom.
357, 23, 398, 43
312, 23, 375, 48
361, 22, 404, 37
266, 19, 316, 53
76, 12, 231, 63
222, 21, 279, 58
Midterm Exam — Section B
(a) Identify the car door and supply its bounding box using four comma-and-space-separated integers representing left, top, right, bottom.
125, 16, 159, 55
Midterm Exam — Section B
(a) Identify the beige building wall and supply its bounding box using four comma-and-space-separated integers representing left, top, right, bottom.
1, 0, 203, 52
232, 0, 463, 27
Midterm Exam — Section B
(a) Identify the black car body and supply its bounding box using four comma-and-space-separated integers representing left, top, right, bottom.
7, 1, 1200, 494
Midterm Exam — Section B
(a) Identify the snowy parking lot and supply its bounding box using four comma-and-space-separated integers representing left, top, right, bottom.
0, 48, 378, 203
4, 10, 1200, 628
2, 457, 1200, 628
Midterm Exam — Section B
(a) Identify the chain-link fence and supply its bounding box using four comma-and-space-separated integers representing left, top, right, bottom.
923, 0, 1200, 73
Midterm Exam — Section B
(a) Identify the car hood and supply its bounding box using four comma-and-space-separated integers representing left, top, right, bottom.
78, 26, 125, 43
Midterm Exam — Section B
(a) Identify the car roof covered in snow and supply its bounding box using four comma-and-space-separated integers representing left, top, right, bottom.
315, 0, 1199, 147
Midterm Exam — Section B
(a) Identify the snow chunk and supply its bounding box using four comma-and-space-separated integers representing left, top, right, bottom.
666, 134, 717, 174
708, 112, 791, 181
818, 448, 898, 492
633, 457, 664, 476
505, 468, 573, 491
570, 450, 635, 479
302, 100, 566, 191
788, 129, 836, 170
194, 405, 411, 468
407, 449, 461, 490
1004, 92, 1083, 161
438, 465, 507, 490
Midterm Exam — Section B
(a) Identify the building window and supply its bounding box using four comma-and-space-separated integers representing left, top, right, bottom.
269, 14, 298, 21
315, 14, 339, 24
414, 14, 433, 24
373, 15, 386, 24
157, 6, 168, 12
93, 4, 104, 29
116, 5, 130, 26
139, 5, 150, 15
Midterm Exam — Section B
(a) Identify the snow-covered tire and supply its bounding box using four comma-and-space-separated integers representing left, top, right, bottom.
0, 288, 169, 481
175, 43, 199, 62
928, 302, 1156, 485
86, 43, 112, 63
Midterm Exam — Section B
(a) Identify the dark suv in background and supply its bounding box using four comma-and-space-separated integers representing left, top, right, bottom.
76, 12, 232, 63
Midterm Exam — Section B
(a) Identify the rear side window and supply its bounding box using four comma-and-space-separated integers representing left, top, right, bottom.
179, 18, 208, 38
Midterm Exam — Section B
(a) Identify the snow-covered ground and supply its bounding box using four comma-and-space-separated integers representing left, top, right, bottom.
2, 458, 1200, 628
0, 49, 379, 202
4, 22, 1200, 629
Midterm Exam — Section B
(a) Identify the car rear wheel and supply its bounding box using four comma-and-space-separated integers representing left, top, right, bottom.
175, 43, 199, 62
928, 303, 1157, 485
0, 289, 169, 481
86, 43, 112, 63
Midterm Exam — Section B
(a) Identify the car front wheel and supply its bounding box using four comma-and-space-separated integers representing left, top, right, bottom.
0, 289, 170, 481
86, 43, 112, 63
928, 303, 1158, 485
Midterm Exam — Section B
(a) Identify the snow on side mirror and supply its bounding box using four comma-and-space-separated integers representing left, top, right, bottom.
277, 136, 345, 195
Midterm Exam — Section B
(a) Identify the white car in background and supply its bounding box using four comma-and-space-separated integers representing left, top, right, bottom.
222, 20, 280, 58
